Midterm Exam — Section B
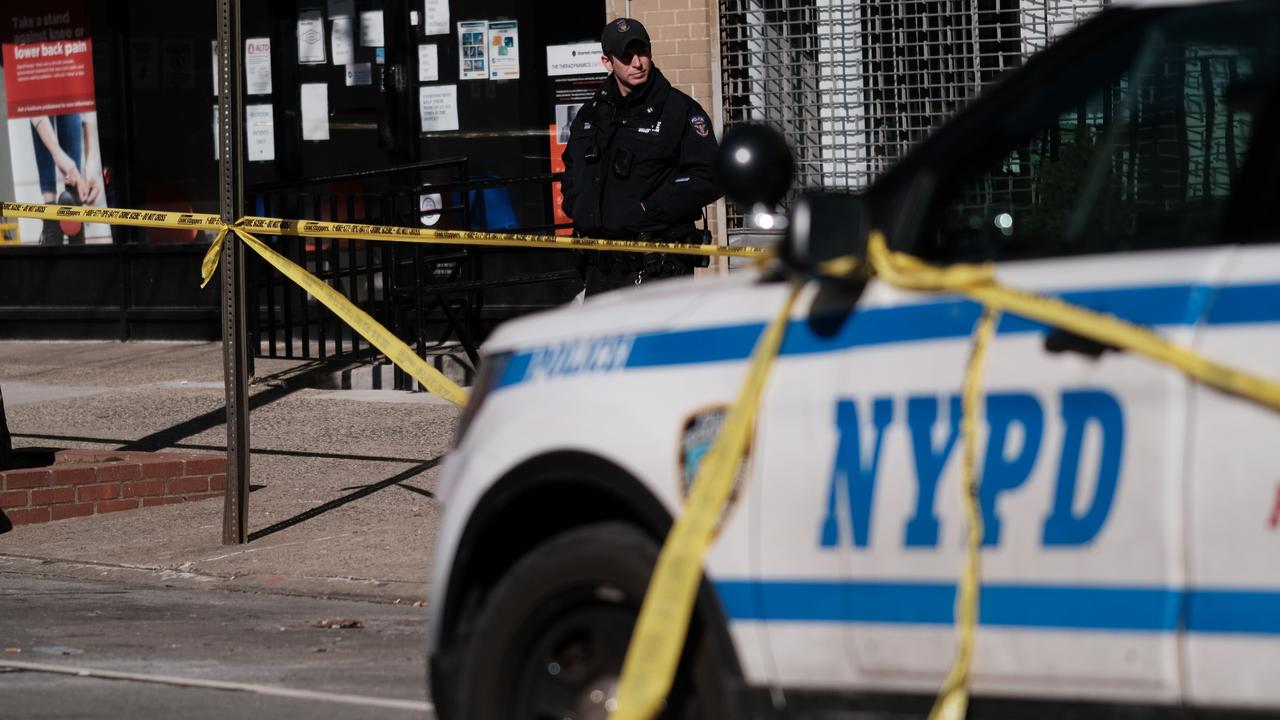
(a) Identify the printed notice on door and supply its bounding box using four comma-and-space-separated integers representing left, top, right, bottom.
246, 103, 275, 161
419, 84, 458, 132
418, 43, 438, 82
422, 0, 449, 36
300, 83, 329, 141
297, 11, 325, 64
331, 16, 353, 65
245, 37, 271, 94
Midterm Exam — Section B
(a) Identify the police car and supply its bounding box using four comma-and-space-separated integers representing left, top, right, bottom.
429, 1, 1280, 717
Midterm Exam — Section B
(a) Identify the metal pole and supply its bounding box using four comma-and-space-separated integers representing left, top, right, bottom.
218, 0, 250, 545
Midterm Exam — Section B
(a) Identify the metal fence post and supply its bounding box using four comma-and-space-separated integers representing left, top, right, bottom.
218, 0, 250, 545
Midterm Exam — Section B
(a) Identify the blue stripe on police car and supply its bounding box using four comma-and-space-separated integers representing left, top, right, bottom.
494, 281, 1280, 390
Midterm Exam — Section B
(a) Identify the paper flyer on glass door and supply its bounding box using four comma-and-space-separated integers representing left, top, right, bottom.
300, 83, 329, 141
360, 10, 385, 47
422, 0, 448, 36
246, 104, 275, 161
419, 85, 459, 132
296, 10, 325, 64
331, 16, 353, 65
488, 20, 519, 80
245, 38, 272, 95
457, 20, 488, 80
418, 44, 439, 82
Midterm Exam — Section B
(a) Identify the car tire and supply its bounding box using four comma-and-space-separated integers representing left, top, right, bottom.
453, 521, 737, 719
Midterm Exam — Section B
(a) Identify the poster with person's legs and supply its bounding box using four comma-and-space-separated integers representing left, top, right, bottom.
2, 1, 111, 244
11, 112, 105, 244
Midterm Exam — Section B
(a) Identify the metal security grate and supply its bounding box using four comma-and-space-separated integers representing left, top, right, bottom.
719, 0, 1109, 230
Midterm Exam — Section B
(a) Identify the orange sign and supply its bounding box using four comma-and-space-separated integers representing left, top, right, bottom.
549, 125, 571, 236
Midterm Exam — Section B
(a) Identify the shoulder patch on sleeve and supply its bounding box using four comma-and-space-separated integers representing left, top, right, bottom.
689, 115, 710, 138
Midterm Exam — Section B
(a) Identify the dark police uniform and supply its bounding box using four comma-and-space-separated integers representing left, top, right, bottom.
561, 65, 721, 294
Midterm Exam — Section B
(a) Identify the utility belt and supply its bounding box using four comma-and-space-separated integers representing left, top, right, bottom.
586, 225, 712, 277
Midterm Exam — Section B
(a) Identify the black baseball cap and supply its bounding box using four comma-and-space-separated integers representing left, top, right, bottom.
601, 18, 650, 58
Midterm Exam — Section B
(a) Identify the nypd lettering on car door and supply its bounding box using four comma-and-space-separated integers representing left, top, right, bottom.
818, 387, 1122, 551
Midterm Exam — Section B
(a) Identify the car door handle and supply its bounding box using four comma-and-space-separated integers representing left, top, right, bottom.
1043, 328, 1119, 359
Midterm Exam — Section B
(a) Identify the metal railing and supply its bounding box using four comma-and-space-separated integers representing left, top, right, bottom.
246, 162, 579, 388
718, 0, 1109, 229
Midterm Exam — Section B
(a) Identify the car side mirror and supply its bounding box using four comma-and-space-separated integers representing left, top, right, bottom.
721, 124, 870, 275
716, 124, 793, 212
718, 125, 869, 278
782, 191, 869, 276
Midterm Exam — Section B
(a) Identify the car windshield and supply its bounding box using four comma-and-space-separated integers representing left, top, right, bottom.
902, 0, 1280, 264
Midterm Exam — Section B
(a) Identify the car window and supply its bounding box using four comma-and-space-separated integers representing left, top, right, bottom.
913, 2, 1280, 264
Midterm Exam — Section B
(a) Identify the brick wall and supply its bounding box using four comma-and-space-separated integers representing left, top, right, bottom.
608, 0, 716, 113
0, 450, 226, 527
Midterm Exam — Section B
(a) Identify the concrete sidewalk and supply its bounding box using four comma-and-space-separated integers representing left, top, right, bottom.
0, 341, 460, 603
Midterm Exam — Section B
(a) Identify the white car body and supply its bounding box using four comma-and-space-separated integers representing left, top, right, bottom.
430, 0, 1280, 715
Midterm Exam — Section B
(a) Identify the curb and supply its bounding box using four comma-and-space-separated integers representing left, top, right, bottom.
0, 554, 427, 605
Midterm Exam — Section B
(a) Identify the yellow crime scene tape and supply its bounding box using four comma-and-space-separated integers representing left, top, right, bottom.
0, 202, 768, 259
2, 201, 767, 409
227, 226, 471, 407
14, 200, 1280, 718
613, 280, 801, 720
610, 229, 1280, 720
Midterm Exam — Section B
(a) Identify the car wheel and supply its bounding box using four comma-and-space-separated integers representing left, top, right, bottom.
454, 521, 736, 719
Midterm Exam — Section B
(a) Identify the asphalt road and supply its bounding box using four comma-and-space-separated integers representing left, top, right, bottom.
0, 573, 434, 719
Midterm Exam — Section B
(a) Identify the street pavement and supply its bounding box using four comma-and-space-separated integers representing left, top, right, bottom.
0, 340, 460, 602
1, 573, 432, 719
0, 341, 459, 715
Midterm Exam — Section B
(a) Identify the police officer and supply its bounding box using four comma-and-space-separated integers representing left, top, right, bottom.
561, 17, 722, 295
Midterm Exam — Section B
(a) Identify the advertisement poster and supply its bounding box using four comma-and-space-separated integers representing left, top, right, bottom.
487, 20, 519, 80
457, 20, 488, 80
2, 1, 111, 244
419, 84, 459, 132
548, 127, 570, 235
546, 41, 603, 77
245, 37, 272, 94
422, 0, 449, 36
546, 52, 606, 235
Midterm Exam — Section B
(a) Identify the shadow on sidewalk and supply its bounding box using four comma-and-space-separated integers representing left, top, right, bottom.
9, 385, 301, 457
3, 448, 56, 469
14, 432, 438, 466
117, 385, 300, 452
247, 458, 441, 542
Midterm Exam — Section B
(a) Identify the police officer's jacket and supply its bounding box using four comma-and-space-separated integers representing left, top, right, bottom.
560, 66, 721, 239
